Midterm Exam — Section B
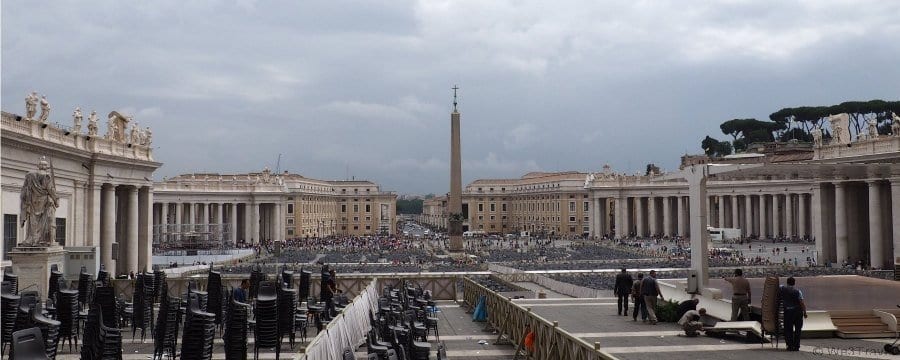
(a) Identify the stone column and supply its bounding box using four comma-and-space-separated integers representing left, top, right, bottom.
758, 195, 767, 238
891, 180, 900, 270
138, 187, 152, 272
834, 182, 848, 264
88, 184, 102, 250
785, 193, 795, 238
717, 196, 726, 229
615, 196, 625, 238
229, 203, 238, 244
677, 196, 686, 237
251, 202, 260, 243
100, 184, 116, 274
215, 203, 224, 244
663, 196, 672, 237
868, 181, 884, 269
773, 194, 781, 237
731, 195, 739, 229
592, 198, 601, 238
798, 194, 808, 238
634, 197, 645, 237
745, 195, 753, 238
159, 202, 168, 245
124, 187, 139, 275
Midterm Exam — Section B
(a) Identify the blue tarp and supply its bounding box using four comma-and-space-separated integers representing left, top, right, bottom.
473, 295, 488, 322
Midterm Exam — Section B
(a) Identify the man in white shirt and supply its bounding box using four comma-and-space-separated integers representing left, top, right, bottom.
678, 308, 707, 337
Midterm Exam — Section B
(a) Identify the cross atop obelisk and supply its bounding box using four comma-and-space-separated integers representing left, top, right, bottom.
452, 85, 459, 112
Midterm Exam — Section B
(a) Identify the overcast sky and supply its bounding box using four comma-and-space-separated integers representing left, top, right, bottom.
3, 1, 899, 194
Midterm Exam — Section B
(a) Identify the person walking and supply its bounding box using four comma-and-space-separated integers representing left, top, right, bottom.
723, 268, 751, 321
779, 277, 807, 351
641, 270, 665, 325
632, 273, 647, 322
614, 267, 633, 316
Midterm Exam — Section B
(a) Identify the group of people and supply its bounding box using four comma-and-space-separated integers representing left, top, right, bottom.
613, 267, 808, 351
613, 268, 665, 325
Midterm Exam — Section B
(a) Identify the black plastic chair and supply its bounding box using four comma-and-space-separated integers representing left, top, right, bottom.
254, 282, 279, 360
180, 296, 216, 360
1, 288, 20, 356
10, 327, 48, 360
55, 289, 79, 352
224, 298, 251, 360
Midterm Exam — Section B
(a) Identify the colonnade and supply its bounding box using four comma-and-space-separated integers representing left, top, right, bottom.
151, 201, 284, 247
705, 193, 811, 239
591, 195, 691, 238
99, 183, 153, 276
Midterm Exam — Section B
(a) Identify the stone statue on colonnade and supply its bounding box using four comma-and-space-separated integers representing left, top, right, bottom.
828, 113, 849, 145
811, 127, 823, 147
38, 95, 51, 122
892, 112, 900, 136
19, 157, 59, 247
87, 110, 99, 136
25, 92, 38, 119
72, 107, 83, 134
867, 119, 879, 139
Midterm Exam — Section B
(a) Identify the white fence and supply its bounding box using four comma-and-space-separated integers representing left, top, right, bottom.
298, 278, 379, 359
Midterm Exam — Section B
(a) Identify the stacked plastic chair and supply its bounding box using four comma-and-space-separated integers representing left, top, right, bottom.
78, 268, 93, 310
13, 293, 38, 334
4, 273, 19, 296
48, 267, 64, 303
1, 282, 21, 356
254, 282, 280, 360
80, 302, 123, 360
96, 268, 110, 287
152, 270, 167, 303
207, 270, 225, 329
277, 284, 297, 349
224, 298, 251, 360
249, 268, 266, 300
187, 281, 209, 311
132, 274, 153, 342
153, 284, 179, 360
10, 327, 48, 360
55, 288, 79, 352
180, 295, 216, 360
31, 303, 61, 360
298, 270, 311, 304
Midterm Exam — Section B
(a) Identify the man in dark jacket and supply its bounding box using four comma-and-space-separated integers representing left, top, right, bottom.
779, 277, 807, 351
675, 298, 700, 320
614, 267, 633, 316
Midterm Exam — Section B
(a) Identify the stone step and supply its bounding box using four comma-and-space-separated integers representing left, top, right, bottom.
836, 330, 897, 339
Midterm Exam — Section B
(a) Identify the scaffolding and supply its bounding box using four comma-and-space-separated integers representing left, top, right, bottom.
152, 223, 233, 252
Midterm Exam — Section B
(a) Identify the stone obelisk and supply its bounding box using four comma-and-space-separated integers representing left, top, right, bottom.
448, 86, 464, 252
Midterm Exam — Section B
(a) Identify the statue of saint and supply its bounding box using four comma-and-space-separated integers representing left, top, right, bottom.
130, 122, 140, 144
87, 110, 99, 136
19, 157, 59, 247
38, 95, 51, 123
107, 114, 118, 140
867, 119, 879, 139
144, 127, 152, 145
892, 112, 900, 136
811, 127, 823, 147
73, 107, 83, 134
25, 92, 38, 119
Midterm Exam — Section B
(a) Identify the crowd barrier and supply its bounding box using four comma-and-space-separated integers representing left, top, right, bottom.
462, 276, 618, 360
299, 278, 379, 360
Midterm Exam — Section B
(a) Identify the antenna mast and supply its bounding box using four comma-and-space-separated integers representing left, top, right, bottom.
275, 153, 282, 173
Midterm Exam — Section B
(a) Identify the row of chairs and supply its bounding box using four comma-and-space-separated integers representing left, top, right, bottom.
367, 282, 445, 360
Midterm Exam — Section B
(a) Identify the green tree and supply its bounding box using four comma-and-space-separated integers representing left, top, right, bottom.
701, 136, 733, 157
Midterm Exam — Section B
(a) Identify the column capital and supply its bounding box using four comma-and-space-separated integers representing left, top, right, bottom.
127, 186, 139, 194
866, 179, 881, 185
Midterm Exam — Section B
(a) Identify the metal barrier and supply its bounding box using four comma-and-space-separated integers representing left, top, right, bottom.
109, 271, 486, 302
462, 276, 618, 360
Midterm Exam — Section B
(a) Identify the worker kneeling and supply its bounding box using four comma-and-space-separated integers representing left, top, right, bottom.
678, 308, 707, 337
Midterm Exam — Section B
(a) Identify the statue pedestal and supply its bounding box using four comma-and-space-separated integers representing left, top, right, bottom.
8, 246, 66, 299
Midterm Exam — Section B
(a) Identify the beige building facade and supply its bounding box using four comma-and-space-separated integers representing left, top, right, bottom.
152, 171, 397, 246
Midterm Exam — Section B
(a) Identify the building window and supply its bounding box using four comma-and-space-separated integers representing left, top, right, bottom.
490, 203, 495, 212
365, 216, 371, 221
365, 225, 371, 230
3, 215, 16, 260
569, 202, 576, 212
353, 225, 359, 230
353, 217, 359, 221
583, 216, 589, 222
501, 204, 507, 212
365, 204, 371, 213
55, 218, 66, 246
342, 226, 347, 230
478, 203, 484, 212
583, 201, 589, 212
287, 218, 295, 225
287, 229, 294, 235
342, 204, 347, 212
353, 205, 359, 212
490, 215, 495, 220
569, 216, 576, 223
287, 204, 294, 214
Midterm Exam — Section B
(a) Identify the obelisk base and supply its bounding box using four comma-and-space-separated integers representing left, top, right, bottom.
8, 245, 66, 298
449, 236, 464, 252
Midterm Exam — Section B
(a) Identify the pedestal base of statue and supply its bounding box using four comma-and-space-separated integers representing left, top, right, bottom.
8, 245, 66, 299
448, 251, 468, 260
449, 236, 463, 252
